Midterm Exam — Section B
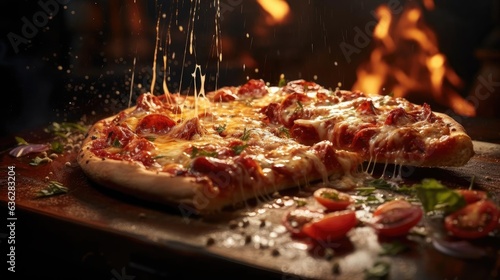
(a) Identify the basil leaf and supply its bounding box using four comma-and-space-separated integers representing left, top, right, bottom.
414, 178, 466, 214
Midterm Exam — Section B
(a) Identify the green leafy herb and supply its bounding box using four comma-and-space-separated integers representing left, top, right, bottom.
367, 178, 392, 190
36, 181, 68, 198
191, 146, 218, 158
112, 139, 122, 148
241, 128, 253, 141
356, 187, 376, 196
414, 178, 466, 215
379, 241, 408, 256
15, 136, 29, 145
366, 178, 415, 195
50, 141, 64, 154
232, 144, 248, 155
215, 124, 227, 134
294, 197, 308, 207
278, 74, 287, 87
145, 136, 157, 142
364, 261, 390, 280
278, 126, 290, 138
293, 100, 304, 114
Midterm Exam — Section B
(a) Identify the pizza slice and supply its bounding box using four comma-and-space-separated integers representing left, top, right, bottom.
77, 79, 474, 214
259, 79, 474, 167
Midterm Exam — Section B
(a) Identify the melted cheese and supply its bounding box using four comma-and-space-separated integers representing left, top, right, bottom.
93, 81, 454, 194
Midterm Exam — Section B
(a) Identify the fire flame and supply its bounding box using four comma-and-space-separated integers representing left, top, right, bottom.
352, 3, 476, 117
256, 0, 291, 25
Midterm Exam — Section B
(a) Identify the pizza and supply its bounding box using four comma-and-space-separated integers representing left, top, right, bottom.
77, 79, 474, 214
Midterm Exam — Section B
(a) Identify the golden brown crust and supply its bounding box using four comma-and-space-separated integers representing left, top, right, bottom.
77, 143, 346, 214
420, 112, 474, 167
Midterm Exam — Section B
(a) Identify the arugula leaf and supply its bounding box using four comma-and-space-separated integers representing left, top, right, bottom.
414, 178, 466, 214
36, 181, 68, 198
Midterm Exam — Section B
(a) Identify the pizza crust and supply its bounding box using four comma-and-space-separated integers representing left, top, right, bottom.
78, 144, 327, 214
419, 112, 474, 167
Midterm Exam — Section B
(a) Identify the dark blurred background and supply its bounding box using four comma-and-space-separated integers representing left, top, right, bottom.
0, 0, 495, 137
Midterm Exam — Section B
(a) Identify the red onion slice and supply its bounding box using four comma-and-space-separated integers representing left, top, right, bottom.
9, 144, 50, 158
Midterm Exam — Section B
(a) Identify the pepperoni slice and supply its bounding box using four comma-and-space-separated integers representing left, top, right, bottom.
237, 79, 267, 98
136, 114, 176, 135
384, 108, 416, 126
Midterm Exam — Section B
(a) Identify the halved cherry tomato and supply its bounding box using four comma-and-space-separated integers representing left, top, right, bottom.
282, 208, 324, 237
455, 189, 488, 204
369, 199, 423, 237
302, 210, 357, 241
444, 199, 500, 239
313, 188, 354, 211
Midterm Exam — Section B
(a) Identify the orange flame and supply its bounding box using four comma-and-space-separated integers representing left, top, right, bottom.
352, 3, 476, 117
257, 0, 291, 25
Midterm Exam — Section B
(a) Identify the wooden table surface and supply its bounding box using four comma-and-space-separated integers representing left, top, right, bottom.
1, 132, 499, 279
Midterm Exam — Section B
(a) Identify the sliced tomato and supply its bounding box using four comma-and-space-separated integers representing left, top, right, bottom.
455, 189, 488, 204
313, 188, 354, 211
369, 199, 423, 237
302, 210, 357, 241
444, 199, 500, 239
282, 208, 324, 237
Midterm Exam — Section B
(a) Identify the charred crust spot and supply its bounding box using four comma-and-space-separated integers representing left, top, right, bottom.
91, 135, 98, 140
102, 158, 106, 161
86, 160, 89, 164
